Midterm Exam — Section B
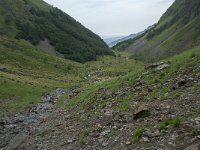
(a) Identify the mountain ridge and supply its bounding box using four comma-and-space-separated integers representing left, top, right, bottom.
114, 0, 200, 62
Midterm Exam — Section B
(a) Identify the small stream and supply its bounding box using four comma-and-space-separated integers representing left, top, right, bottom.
0, 88, 65, 150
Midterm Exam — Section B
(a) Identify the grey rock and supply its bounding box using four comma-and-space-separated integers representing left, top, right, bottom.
67, 139, 73, 144
5, 133, 27, 150
91, 132, 99, 138
155, 64, 170, 71
0, 135, 9, 148
144, 130, 160, 138
194, 117, 200, 122
142, 137, 149, 142
100, 129, 111, 136
125, 141, 131, 145
102, 142, 108, 147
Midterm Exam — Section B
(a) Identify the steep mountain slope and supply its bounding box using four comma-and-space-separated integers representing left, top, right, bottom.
114, 0, 200, 62
0, 0, 112, 62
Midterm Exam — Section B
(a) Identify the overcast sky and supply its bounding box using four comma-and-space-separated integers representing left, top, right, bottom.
43, 0, 175, 37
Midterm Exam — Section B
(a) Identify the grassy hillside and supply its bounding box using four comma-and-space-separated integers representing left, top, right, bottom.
114, 0, 200, 62
0, 36, 138, 115
37, 46, 200, 150
0, 36, 82, 115
0, 0, 113, 62
67, 46, 200, 115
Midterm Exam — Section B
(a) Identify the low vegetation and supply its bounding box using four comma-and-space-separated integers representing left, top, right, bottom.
79, 128, 93, 145
68, 46, 200, 118
158, 117, 182, 130
132, 127, 145, 144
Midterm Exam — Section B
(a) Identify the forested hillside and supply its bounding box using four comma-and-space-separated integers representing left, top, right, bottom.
0, 0, 113, 62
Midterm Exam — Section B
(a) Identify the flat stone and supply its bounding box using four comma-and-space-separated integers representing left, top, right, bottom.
155, 64, 170, 71
102, 142, 108, 147
5, 133, 27, 150
144, 130, 160, 138
125, 141, 131, 145
142, 137, 149, 142
67, 139, 73, 144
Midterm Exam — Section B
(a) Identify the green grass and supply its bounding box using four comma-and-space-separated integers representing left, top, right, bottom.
68, 65, 144, 112
1, 27, 200, 118
139, 46, 200, 101
0, 37, 142, 115
116, 92, 133, 112
0, 77, 46, 114
193, 84, 200, 93
67, 46, 200, 119
55, 93, 69, 108
158, 117, 182, 130
192, 126, 199, 135
132, 127, 145, 144
0, 37, 82, 115
79, 128, 93, 145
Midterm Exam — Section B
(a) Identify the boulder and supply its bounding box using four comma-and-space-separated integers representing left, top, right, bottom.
145, 62, 170, 71
133, 106, 150, 119
155, 64, 170, 71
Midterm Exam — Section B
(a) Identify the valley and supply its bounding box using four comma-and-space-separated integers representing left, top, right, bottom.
1, 42, 200, 149
0, 0, 200, 149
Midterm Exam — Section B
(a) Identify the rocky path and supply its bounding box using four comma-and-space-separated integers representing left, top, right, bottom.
17, 91, 200, 150
0, 88, 65, 150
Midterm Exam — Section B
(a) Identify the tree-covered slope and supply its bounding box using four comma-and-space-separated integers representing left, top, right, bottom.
114, 0, 200, 62
0, 0, 113, 62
